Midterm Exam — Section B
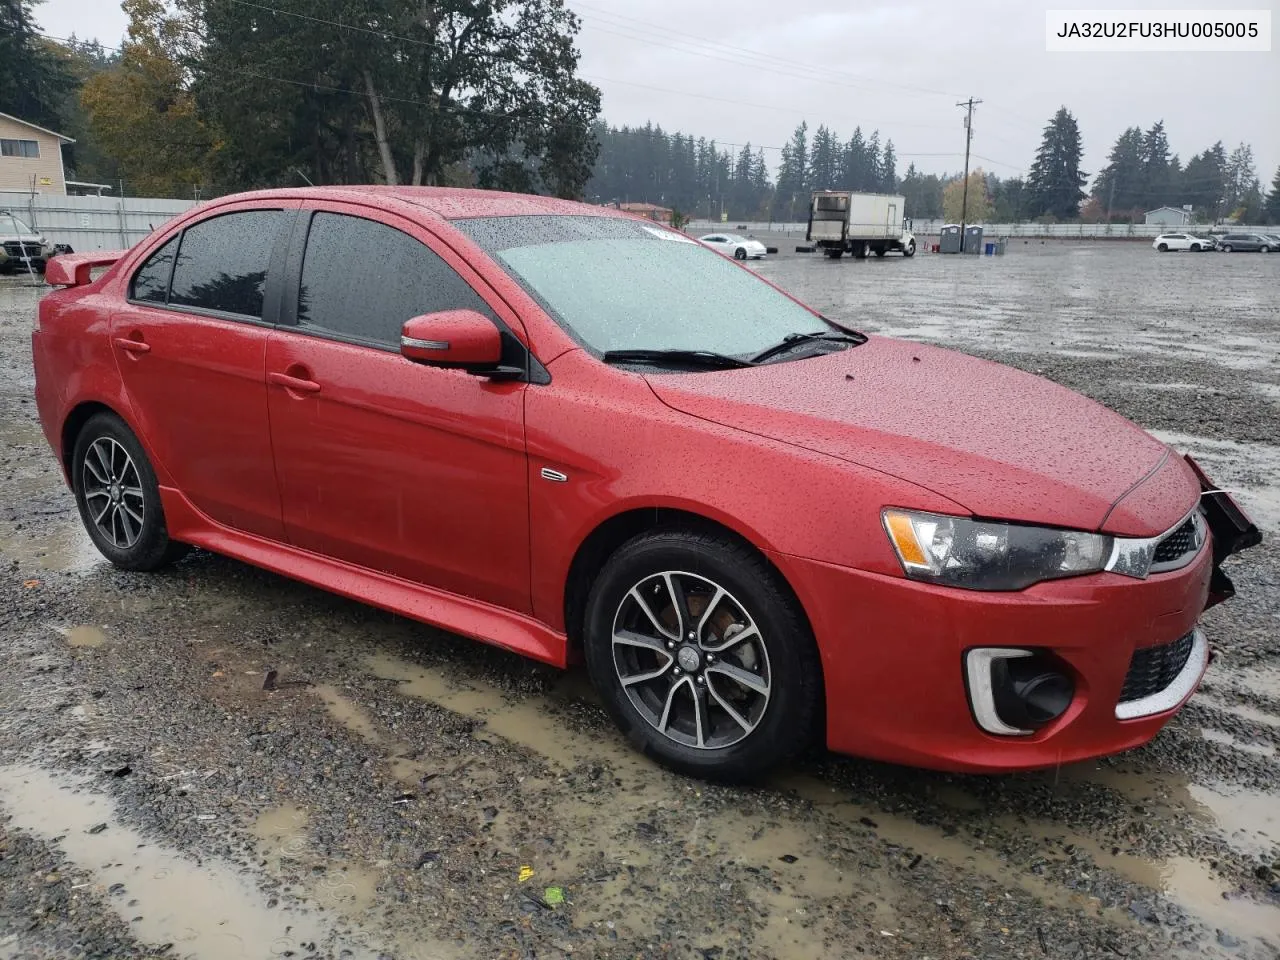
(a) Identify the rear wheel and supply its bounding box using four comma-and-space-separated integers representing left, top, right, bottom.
72, 412, 188, 571
583, 529, 821, 781
823, 248, 843, 259
873, 246, 886, 258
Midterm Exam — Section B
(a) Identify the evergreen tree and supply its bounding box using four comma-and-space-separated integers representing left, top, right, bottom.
1026, 106, 1087, 219
808, 125, 838, 190
1224, 142, 1258, 216
1266, 165, 1280, 225
0, 0, 75, 131
839, 127, 867, 190
1139, 120, 1172, 208
1092, 126, 1144, 218
1181, 142, 1227, 216
866, 130, 882, 191
880, 139, 897, 192
772, 122, 808, 220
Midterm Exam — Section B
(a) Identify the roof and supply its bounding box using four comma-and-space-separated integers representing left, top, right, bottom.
199, 186, 626, 221
1144, 205, 1189, 215
0, 112, 74, 143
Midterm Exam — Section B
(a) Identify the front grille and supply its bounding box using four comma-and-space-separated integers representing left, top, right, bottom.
1119, 631, 1195, 703
1153, 515, 1198, 564
3, 241, 42, 258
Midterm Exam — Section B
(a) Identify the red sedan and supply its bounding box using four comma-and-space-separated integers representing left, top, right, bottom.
32, 188, 1260, 779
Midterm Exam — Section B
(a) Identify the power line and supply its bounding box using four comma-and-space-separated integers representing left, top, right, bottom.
567, 3, 964, 100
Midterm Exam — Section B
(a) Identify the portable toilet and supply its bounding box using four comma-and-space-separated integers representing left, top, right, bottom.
964, 224, 984, 254
939, 224, 962, 254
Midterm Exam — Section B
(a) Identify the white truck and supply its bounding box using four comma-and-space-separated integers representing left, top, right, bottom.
806, 191, 916, 259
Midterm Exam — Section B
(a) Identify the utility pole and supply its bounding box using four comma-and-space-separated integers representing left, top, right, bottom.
957, 97, 982, 251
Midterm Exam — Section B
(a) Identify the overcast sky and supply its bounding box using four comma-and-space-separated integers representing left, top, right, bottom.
35, 0, 1280, 187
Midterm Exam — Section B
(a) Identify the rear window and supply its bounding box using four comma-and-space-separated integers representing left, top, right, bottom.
130, 235, 179, 304
169, 210, 286, 319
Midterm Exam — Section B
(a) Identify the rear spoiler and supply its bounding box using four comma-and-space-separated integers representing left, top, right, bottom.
45, 250, 127, 288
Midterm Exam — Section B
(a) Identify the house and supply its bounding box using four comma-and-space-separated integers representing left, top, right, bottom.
0, 112, 74, 195
616, 201, 672, 223
1143, 205, 1192, 227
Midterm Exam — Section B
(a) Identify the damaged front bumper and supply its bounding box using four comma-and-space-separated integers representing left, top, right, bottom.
1186, 455, 1263, 608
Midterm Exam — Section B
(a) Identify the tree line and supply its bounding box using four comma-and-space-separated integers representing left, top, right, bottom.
3, 0, 602, 198
3, 0, 1278, 224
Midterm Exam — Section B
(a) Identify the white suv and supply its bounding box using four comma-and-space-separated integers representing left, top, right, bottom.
1152, 233, 1212, 253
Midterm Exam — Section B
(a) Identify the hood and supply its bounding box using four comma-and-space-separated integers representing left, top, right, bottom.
1, 231, 45, 244
647, 337, 1197, 537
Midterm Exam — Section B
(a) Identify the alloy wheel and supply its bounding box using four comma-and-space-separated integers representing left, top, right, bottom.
611, 570, 771, 749
81, 436, 145, 549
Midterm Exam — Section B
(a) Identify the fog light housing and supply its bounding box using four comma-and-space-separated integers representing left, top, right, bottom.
965, 648, 1074, 736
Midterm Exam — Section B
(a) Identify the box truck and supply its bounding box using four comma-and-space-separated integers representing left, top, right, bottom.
806, 191, 916, 259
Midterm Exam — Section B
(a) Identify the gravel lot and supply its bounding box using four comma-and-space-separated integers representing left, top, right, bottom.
1, 242, 1277, 960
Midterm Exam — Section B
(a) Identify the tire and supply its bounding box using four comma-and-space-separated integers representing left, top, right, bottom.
734, 247, 747, 260
1221, 244, 1233, 252
1157, 243, 1168, 252
853, 243, 868, 260
873, 246, 886, 258
583, 528, 822, 781
71, 412, 189, 571
903, 240, 916, 257
823, 248, 843, 259
1190, 244, 1200, 252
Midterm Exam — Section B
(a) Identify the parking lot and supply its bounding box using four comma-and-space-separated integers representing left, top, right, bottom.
1, 241, 1277, 960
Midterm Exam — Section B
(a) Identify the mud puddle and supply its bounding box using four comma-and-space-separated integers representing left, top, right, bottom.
60, 623, 108, 648
249, 801, 379, 916
0, 516, 103, 573
0, 763, 381, 959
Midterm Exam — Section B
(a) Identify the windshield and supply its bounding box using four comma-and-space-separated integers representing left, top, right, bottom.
0, 210, 35, 234
455, 215, 826, 357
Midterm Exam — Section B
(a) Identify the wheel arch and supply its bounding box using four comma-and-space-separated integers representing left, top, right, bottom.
562, 506, 819, 672
60, 401, 160, 489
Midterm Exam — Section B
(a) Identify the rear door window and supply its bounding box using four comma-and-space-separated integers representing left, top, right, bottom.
296, 212, 493, 348
169, 210, 286, 319
130, 235, 179, 304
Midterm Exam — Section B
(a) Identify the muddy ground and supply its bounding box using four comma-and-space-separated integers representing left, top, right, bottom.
1, 242, 1277, 960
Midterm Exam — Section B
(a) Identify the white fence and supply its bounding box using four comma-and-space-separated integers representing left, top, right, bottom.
0, 191, 197, 251
688, 219, 1273, 239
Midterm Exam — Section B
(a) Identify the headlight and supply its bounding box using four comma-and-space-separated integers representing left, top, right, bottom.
882, 509, 1112, 591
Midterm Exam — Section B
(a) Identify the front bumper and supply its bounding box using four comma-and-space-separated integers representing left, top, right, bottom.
779, 538, 1215, 773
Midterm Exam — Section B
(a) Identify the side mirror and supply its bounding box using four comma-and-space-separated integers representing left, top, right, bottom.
401, 310, 508, 375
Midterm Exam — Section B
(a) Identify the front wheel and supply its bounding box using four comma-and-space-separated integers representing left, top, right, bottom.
903, 240, 916, 257
583, 529, 822, 781
1157, 243, 1168, 252
1221, 244, 1233, 252
1190, 244, 1201, 251
72, 412, 189, 571
734, 247, 747, 260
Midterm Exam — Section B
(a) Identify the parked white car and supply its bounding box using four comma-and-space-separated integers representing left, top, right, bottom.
1151, 233, 1212, 253
698, 233, 768, 260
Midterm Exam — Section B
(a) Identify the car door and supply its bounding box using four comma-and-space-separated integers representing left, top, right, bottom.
109, 203, 298, 540
265, 202, 532, 613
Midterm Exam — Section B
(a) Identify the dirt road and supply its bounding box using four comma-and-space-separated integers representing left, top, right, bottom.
2, 243, 1277, 959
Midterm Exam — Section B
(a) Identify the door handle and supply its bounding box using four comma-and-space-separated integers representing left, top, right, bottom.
113, 336, 151, 355
269, 371, 321, 394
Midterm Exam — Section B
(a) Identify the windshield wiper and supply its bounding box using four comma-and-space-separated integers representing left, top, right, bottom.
602, 348, 756, 370
749, 329, 866, 364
